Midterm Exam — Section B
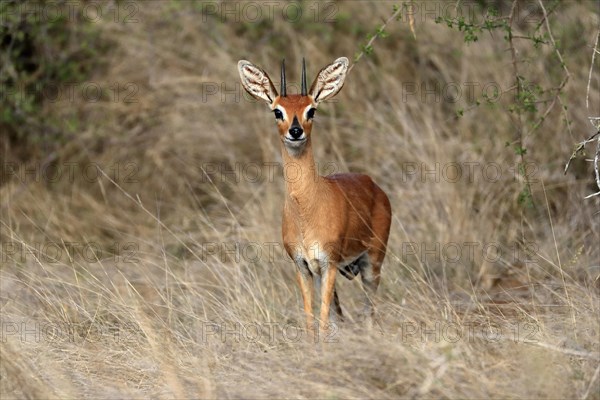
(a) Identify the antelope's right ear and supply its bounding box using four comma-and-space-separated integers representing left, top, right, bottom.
238, 60, 278, 105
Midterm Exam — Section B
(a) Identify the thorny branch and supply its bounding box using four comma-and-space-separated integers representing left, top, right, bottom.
350, 3, 415, 73
534, 0, 572, 139
507, 0, 534, 206
564, 28, 600, 199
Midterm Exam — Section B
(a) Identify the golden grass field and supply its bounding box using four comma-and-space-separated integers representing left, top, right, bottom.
1, 1, 599, 398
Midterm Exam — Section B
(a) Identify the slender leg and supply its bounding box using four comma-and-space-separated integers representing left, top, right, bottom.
319, 262, 338, 332
360, 256, 381, 328
295, 268, 314, 332
314, 270, 343, 324
361, 188, 391, 328
313, 272, 321, 302
333, 289, 343, 322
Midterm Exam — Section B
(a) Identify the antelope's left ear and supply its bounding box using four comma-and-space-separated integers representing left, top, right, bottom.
309, 57, 349, 103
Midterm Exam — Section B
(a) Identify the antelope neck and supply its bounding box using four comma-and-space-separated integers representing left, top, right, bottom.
281, 138, 325, 205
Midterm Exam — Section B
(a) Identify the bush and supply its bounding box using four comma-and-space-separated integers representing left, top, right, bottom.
0, 0, 103, 159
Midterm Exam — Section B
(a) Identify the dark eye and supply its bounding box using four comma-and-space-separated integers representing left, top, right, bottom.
273, 109, 284, 120
306, 108, 316, 120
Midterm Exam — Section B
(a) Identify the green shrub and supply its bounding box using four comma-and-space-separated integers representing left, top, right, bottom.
0, 0, 103, 158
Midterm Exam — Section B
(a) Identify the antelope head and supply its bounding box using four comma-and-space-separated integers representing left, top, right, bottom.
238, 57, 349, 157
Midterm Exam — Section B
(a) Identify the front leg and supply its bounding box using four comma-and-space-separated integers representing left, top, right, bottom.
314, 273, 343, 324
295, 266, 314, 332
319, 261, 338, 333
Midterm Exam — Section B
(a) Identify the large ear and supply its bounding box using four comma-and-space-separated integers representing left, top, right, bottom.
309, 57, 349, 103
238, 60, 278, 105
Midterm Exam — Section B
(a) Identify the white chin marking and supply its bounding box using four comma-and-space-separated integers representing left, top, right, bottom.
285, 134, 306, 142
285, 139, 307, 157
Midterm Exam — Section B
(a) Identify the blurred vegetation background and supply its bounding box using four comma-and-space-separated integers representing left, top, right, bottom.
1, 0, 599, 398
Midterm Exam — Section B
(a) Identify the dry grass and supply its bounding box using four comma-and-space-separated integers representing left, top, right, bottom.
1, 1, 599, 398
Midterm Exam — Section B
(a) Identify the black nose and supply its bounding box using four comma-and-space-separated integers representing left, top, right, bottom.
289, 126, 304, 139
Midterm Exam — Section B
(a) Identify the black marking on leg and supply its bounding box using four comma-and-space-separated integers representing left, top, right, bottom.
339, 259, 361, 280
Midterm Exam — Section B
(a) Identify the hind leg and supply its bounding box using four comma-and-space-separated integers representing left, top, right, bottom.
333, 288, 344, 322
359, 255, 381, 325
361, 189, 391, 325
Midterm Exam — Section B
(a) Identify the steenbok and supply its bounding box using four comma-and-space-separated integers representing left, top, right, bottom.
238, 57, 392, 333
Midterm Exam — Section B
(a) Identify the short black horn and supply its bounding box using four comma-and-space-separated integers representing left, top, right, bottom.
301, 57, 307, 96
280, 58, 287, 97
